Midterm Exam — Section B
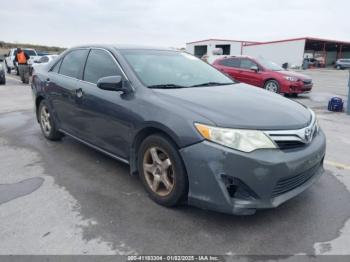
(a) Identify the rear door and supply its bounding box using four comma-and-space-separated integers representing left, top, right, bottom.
215, 58, 241, 81
238, 58, 262, 87
46, 49, 89, 135
75, 48, 132, 158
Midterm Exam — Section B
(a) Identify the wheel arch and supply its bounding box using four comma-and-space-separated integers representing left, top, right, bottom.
35, 95, 45, 122
263, 78, 279, 86
129, 124, 182, 175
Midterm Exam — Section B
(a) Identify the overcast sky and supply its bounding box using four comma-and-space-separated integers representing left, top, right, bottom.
1, 0, 349, 48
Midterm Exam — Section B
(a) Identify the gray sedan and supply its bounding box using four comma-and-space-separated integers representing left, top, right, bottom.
31, 45, 326, 215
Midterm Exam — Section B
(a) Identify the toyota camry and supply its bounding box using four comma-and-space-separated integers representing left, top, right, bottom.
31, 45, 326, 215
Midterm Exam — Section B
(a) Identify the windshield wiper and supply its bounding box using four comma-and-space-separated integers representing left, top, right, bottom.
190, 82, 233, 87
148, 84, 188, 89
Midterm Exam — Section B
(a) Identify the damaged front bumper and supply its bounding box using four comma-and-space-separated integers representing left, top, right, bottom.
180, 130, 326, 215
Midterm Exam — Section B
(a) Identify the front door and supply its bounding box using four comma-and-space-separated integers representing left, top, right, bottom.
238, 58, 262, 87
74, 49, 133, 159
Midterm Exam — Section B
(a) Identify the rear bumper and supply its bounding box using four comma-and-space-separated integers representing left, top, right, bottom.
180, 130, 326, 215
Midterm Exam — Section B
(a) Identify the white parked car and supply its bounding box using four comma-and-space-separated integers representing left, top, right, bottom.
5, 48, 40, 75
32, 55, 58, 72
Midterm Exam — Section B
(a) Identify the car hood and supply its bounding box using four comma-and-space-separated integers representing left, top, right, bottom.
153, 83, 311, 130
278, 70, 311, 80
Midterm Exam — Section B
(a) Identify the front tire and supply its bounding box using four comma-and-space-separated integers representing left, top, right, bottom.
336, 65, 341, 70
38, 100, 63, 141
137, 134, 188, 207
264, 80, 280, 93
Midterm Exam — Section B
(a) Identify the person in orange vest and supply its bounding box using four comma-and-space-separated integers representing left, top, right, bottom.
14, 48, 30, 84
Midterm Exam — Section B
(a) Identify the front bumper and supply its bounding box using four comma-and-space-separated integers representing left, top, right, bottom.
280, 79, 313, 94
180, 130, 326, 215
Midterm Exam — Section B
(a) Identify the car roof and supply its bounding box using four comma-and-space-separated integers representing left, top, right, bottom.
71, 44, 176, 52
219, 55, 254, 59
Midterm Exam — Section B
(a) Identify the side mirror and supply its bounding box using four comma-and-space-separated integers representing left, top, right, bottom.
97, 75, 131, 93
250, 65, 259, 72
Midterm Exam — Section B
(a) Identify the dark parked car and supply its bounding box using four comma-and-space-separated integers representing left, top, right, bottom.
213, 56, 313, 96
31, 45, 326, 215
335, 58, 350, 69
0, 58, 6, 85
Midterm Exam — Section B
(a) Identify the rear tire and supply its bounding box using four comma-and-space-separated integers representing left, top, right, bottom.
264, 80, 280, 93
5, 63, 11, 74
38, 100, 63, 141
137, 134, 188, 207
0, 78, 5, 85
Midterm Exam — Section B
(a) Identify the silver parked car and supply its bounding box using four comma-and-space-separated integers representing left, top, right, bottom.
335, 58, 350, 69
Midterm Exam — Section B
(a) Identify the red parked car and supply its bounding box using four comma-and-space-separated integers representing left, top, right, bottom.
213, 56, 313, 95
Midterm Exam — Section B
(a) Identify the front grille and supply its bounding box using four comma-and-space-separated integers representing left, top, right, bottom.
265, 109, 318, 150
272, 164, 320, 198
275, 140, 305, 150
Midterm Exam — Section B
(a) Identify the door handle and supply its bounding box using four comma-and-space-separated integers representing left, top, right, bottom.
75, 88, 83, 98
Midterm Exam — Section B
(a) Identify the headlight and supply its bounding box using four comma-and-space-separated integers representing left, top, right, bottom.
0, 64, 3, 70
284, 76, 298, 82
195, 123, 277, 152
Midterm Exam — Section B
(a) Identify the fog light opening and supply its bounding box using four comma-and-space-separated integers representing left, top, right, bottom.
221, 174, 258, 200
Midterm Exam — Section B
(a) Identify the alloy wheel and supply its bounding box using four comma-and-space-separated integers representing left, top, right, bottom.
143, 146, 175, 196
265, 81, 278, 93
40, 105, 51, 136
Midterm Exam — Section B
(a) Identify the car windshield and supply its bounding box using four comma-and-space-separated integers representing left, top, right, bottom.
24, 49, 37, 56
256, 58, 284, 71
120, 50, 234, 88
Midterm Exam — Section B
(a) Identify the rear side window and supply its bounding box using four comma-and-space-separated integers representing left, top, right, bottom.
83, 49, 122, 84
240, 59, 257, 69
218, 58, 240, 68
59, 49, 88, 78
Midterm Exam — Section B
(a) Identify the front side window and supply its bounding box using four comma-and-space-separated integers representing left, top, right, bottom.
256, 58, 284, 71
83, 49, 122, 84
59, 49, 88, 78
240, 59, 257, 69
51, 59, 62, 73
121, 50, 234, 87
